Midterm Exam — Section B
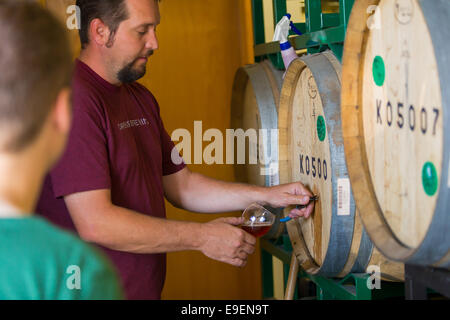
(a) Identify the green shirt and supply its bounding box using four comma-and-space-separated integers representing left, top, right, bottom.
0, 216, 123, 300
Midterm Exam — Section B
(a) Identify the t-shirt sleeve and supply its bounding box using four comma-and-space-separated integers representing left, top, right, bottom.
50, 95, 111, 198
151, 96, 186, 176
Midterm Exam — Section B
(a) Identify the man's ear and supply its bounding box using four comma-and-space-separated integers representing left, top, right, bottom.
90, 18, 111, 47
52, 87, 72, 136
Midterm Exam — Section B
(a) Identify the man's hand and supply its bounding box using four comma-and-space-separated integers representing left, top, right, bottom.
261, 182, 315, 219
198, 217, 256, 267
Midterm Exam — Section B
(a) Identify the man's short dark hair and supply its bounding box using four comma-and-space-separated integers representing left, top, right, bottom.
76, 0, 129, 49
76, 0, 161, 49
0, 0, 72, 152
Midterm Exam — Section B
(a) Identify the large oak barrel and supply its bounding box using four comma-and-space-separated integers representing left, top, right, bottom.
341, 0, 450, 268
279, 52, 404, 280
231, 60, 285, 239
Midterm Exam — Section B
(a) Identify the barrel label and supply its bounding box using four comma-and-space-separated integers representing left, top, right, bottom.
422, 162, 438, 196
374, 99, 440, 136
372, 56, 385, 87
337, 178, 351, 216
299, 153, 328, 181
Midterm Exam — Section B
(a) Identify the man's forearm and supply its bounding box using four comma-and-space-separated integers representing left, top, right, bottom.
163, 167, 313, 217
77, 204, 204, 254
177, 171, 267, 213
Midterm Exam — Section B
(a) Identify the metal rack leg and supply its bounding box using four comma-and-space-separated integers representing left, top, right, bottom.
405, 264, 450, 300
261, 249, 274, 299
405, 277, 427, 300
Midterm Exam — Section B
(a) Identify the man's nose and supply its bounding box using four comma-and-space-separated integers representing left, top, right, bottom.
145, 30, 159, 51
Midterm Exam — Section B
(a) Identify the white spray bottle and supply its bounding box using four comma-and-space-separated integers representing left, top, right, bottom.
273, 14, 298, 71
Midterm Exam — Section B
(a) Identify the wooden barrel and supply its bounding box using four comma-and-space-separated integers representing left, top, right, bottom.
341, 0, 450, 268
231, 60, 284, 239
279, 52, 404, 280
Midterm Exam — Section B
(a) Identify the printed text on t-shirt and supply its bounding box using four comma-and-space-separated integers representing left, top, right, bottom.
118, 118, 150, 131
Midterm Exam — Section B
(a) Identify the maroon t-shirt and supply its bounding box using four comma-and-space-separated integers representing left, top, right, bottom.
36, 59, 185, 300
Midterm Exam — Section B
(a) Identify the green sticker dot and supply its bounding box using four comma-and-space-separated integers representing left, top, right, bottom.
422, 162, 438, 196
372, 56, 385, 87
317, 115, 326, 142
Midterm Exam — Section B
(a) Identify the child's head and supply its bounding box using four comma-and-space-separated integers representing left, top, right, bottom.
0, 0, 73, 167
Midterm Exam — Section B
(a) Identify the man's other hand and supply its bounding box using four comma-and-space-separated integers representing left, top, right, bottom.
199, 217, 256, 267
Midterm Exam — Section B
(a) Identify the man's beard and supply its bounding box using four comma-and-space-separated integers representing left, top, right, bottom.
117, 52, 153, 83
